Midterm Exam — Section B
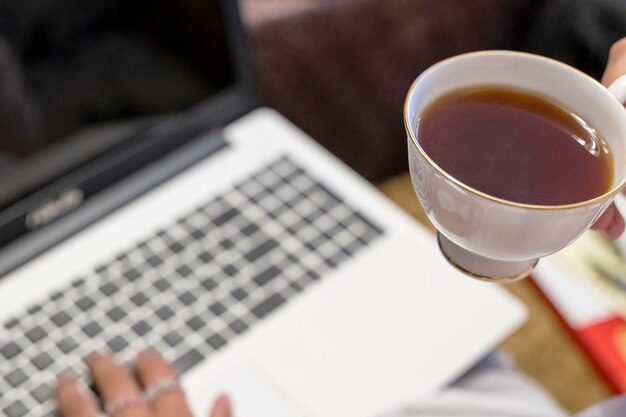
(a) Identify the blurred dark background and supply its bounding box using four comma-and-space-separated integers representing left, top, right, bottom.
0, 0, 232, 156
0, 0, 624, 184
243, 0, 626, 182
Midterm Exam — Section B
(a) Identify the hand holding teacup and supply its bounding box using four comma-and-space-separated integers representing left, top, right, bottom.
591, 38, 626, 239
405, 40, 626, 282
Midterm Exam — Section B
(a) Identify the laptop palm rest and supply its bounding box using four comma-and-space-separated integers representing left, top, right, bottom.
223, 367, 311, 417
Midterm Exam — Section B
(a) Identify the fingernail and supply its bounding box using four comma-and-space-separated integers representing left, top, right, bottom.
56, 371, 75, 383
85, 350, 110, 364
141, 348, 160, 357
137, 349, 161, 363
85, 351, 102, 361
607, 222, 624, 240
214, 395, 231, 415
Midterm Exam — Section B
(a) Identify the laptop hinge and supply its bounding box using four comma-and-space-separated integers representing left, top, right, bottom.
0, 129, 229, 277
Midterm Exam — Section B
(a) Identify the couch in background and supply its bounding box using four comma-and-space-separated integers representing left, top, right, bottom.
244, 0, 541, 182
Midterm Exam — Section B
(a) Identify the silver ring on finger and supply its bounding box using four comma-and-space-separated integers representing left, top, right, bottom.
104, 395, 147, 416
144, 377, 182, 403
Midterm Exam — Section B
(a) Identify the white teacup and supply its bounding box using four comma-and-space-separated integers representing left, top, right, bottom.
405, 51, 626, 282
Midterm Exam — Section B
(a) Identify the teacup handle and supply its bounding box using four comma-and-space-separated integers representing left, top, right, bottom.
608, 74, 626, 104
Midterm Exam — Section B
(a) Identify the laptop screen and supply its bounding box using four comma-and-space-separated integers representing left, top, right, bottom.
0, 0, 252, 243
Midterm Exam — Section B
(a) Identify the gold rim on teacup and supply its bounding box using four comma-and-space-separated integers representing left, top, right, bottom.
404, 50, 626, 211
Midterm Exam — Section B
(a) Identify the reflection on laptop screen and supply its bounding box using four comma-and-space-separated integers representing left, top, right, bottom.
0, 0, 235, 209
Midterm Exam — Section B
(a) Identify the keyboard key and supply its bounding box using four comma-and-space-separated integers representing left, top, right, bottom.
146, 255, 163, 267
190, 229, 205, 240
140, 248, 157, 261
213, 208, 239, 226
32, 352, 54, 370
106, 306, 126, 321
306, 235, 326, 252
156, 306, 175, 320
345, 240, 363, 256
168, 241, 185, 254
50, 291, 63, 301
82, 322, 103, 337
94, 264, 108, 275
251, 294, 285, 319
209, 301, 226, 316
228, 319, 248, 334
124, 268, 142, 281
241, 223, 259, 236
99, 281, 119, 296
76, 295, 96, 311
244, 239, 278, 262
307, 270, 321, 280
198, 251, 213, 263
4, 317, 18, 329
200, 278, 217, 291
186, 316, 205, 331
312, 182, 342, 206
323, 256, 337, 268
57, 337, 78, 354
178, 291, 197, 305
176, 265, 193, 278
173, 348, 203, 374
130, 293, 149, 307
177, 217, 191, 228
286, 221, 306, 235
5, 368, 27, 387
220, 238, 234, 249
304, 208, 325, 224
26, 325, 46, 343
223, 264, 238, 277
27, 303, 42, 314
31, 383, 52, 403
231, 288, 247, 301
0, 341, 20, 359
51, 311, 72, 327
164, 331, 183, 347
107, 336, 129, 352
4, 400, 27, 417
330, 251, 349, 265
252, 265, 281, 286
132, 320, 151, 336
206, 333, 227, 350
153, 278, 171, 292
71, 277, 86, 288
115, 252, 129, 262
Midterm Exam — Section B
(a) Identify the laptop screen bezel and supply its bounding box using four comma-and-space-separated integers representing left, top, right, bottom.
0, 0, 257, 249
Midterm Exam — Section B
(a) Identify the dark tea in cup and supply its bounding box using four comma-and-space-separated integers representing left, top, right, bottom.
417, 87, 613, 205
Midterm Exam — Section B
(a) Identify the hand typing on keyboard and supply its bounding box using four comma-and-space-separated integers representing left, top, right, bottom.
0, 157, 381, 417
55, 350, 232, 417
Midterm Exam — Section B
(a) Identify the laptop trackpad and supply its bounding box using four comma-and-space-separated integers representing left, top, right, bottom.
224, 368, 311, 417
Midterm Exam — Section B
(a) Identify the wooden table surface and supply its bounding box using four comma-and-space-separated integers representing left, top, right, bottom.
378, 173, 613, 413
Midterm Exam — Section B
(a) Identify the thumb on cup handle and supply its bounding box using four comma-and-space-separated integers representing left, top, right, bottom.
608, 74, 626, 105
607, 73, 626, 197
607, 75, 626, 197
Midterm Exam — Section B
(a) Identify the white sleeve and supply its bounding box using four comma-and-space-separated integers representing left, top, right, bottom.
381, 355, 571, 417
576, 395, 626, 417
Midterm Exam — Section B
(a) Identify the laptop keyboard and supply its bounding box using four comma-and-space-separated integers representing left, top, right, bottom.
0, 156, 383, 417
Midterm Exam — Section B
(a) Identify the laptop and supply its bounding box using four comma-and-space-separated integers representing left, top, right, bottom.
0, 1, 527, 416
